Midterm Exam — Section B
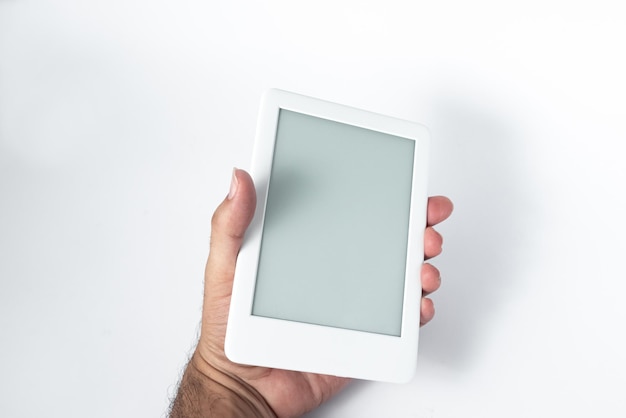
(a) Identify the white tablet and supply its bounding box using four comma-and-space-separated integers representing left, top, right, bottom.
224, 89, 430, 383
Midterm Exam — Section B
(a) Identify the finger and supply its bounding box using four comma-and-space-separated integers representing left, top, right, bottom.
421, 263, 441, 296
427, 196, 453, 227
204, 169, 257, 294
424, 227, 443, 260
420, 298, 435, 326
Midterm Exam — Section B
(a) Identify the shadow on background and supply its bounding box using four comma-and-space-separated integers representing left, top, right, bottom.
418, 94, 538, 370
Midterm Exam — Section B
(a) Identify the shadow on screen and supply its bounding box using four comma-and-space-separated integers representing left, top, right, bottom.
260, 165, 320, 226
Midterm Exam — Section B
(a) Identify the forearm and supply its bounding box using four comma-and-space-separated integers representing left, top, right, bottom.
169, 354, 277, 418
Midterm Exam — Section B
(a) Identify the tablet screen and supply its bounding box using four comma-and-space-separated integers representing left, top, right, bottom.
251, 109, 415, 336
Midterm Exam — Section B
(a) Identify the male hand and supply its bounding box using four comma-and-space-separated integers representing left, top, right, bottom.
171, 168, 453, 418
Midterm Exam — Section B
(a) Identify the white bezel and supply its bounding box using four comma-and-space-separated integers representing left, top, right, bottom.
224, 89, 430, 383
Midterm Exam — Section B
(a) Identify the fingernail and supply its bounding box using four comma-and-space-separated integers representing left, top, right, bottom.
228, 168, 238, 200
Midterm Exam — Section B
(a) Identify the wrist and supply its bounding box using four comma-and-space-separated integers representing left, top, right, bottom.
170, 351, 277, 418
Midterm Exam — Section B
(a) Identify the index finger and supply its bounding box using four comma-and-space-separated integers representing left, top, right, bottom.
427, 196, 453, 226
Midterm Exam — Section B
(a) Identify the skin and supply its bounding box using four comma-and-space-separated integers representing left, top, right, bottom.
170, 169, 453, 418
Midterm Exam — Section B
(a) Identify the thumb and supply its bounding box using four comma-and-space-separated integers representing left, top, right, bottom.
204, 168, 257, 297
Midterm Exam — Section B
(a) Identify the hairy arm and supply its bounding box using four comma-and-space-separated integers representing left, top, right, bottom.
170, 353, 277, 418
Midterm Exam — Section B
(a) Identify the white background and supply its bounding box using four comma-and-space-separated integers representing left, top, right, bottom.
1, 1, 625, 417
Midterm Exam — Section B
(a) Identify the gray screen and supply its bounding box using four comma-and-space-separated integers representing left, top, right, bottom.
251, 109, 415, 336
